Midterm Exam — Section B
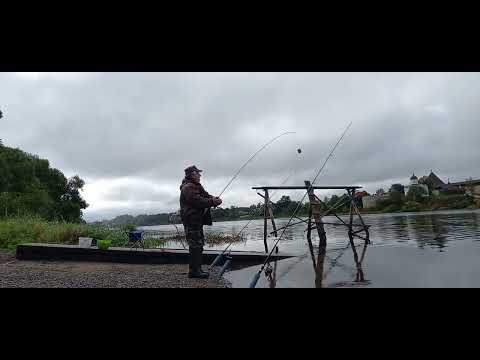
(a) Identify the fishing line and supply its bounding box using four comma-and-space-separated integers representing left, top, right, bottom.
208, 148, 304, 269
249, 122, 353, 287
217, 131, 296, 198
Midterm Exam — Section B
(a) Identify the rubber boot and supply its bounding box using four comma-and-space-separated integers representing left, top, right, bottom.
188, 247, 195, 277
188, 247, 208, 279
197, 247, 209, 276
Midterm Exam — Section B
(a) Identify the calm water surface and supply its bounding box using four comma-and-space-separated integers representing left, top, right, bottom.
142, 209, 480, 288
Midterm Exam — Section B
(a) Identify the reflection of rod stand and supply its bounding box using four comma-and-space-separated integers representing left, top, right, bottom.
322, 238, 370, 287
253, 181, 371, 288
349, 235, 369, 283
266, 259, 278, 288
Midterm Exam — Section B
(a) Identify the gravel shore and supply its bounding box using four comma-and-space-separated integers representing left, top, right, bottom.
0, 250, 230, 288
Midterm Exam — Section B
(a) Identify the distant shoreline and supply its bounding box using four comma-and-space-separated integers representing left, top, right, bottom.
137, 207, 480, 227
214, 207, 480, 222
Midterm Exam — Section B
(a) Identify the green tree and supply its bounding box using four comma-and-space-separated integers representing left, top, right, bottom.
0, 109, 3, 146
406, 186, 427, 203
418, 176, 435, 194
390, 191, 405, 207
0, 146, 88, 222
328, 195, 340, 208
58, 175, 89, 222
390, 184, 405, 193
402, 201, 421, 212
274, 196, 292, 214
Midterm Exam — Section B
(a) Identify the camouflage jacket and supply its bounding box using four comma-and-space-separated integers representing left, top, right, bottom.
179, 178, 215, 226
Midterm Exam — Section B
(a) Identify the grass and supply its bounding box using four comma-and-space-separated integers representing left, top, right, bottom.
145, 231, 246, 248
205, 232, 246, 245
0, 216, 246, 252
0, 215, 127, 251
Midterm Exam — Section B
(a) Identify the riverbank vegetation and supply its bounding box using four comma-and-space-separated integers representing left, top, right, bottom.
103, 191, 480, 227
0, 216, 245, 251
0, 216, 126, 251
2, 141, 477, 244
0, 145, 88, 222
368, 186, 479, 214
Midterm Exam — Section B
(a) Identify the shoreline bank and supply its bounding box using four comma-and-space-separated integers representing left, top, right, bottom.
0, 250, 230, 288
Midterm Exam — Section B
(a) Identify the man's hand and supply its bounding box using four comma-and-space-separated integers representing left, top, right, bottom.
212, 197, 222, 207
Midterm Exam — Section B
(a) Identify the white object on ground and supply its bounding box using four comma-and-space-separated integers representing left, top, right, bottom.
78, 237, 93, 248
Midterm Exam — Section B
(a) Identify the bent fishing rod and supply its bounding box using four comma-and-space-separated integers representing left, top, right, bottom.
208, 166, 301, 270
249, 121, 353, 288
217, 131, 296, 198
204, 131, 296, 215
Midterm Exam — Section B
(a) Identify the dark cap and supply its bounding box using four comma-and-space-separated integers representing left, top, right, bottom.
185, 165, 203, 175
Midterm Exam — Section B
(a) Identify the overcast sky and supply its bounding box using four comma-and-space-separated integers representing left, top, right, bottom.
1, 72, 479, 222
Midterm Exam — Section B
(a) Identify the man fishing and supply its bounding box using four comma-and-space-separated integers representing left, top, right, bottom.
180, 165, 222, 279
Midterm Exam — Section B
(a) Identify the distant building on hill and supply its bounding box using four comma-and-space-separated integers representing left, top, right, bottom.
426, 171, 446, 189
362, 188, 390, 209
404, 172, 429, 197
362, 195, 377, 209
362, 170, 480, 209
449, 178, 480, 198
423, 171, 480, 197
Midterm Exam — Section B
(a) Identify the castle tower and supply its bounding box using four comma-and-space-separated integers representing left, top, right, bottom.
410, 173, 418, 185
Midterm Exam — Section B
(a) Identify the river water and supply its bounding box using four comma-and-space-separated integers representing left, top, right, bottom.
141, 209, 480, 288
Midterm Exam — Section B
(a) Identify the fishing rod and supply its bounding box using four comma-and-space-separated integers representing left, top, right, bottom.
217, 131, 296, 198
249, 122, 353, 288
204, 131, 296, 217
209, 153, 303, 270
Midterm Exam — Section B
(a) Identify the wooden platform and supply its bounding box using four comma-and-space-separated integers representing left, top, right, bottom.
16, 243, 296, 269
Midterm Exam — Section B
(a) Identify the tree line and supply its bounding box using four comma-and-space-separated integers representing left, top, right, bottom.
103, 194, 361, 227
0, 145, 88, 222
369, 182, 477, 213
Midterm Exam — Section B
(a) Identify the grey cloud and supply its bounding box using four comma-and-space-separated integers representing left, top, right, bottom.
102, 183, 174, 203
1, 72, 479, 221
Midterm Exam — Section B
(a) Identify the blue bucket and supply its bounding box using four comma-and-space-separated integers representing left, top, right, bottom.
128, 230, 144, 242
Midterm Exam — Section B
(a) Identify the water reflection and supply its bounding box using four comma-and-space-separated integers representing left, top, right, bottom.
406, 214, 447, 250
142, 210, 480, 287
391, 216, 409, 241
142, 210, 480, 252
318, 236, 370, 288
265, 260, 278, 288
265, 236, 371, 288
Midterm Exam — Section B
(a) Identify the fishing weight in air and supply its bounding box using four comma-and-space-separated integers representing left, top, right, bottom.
249, 121, 353, 288
217, 131, 297, 198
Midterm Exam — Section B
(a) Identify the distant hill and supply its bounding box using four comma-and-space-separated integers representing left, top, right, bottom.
97, 206, 256, 227
98, 213, 172, 227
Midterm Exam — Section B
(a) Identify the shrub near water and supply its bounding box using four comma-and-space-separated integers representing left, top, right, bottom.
0, 216, 126, 251
163, 231, 245, 246
0, 217, 290, 251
